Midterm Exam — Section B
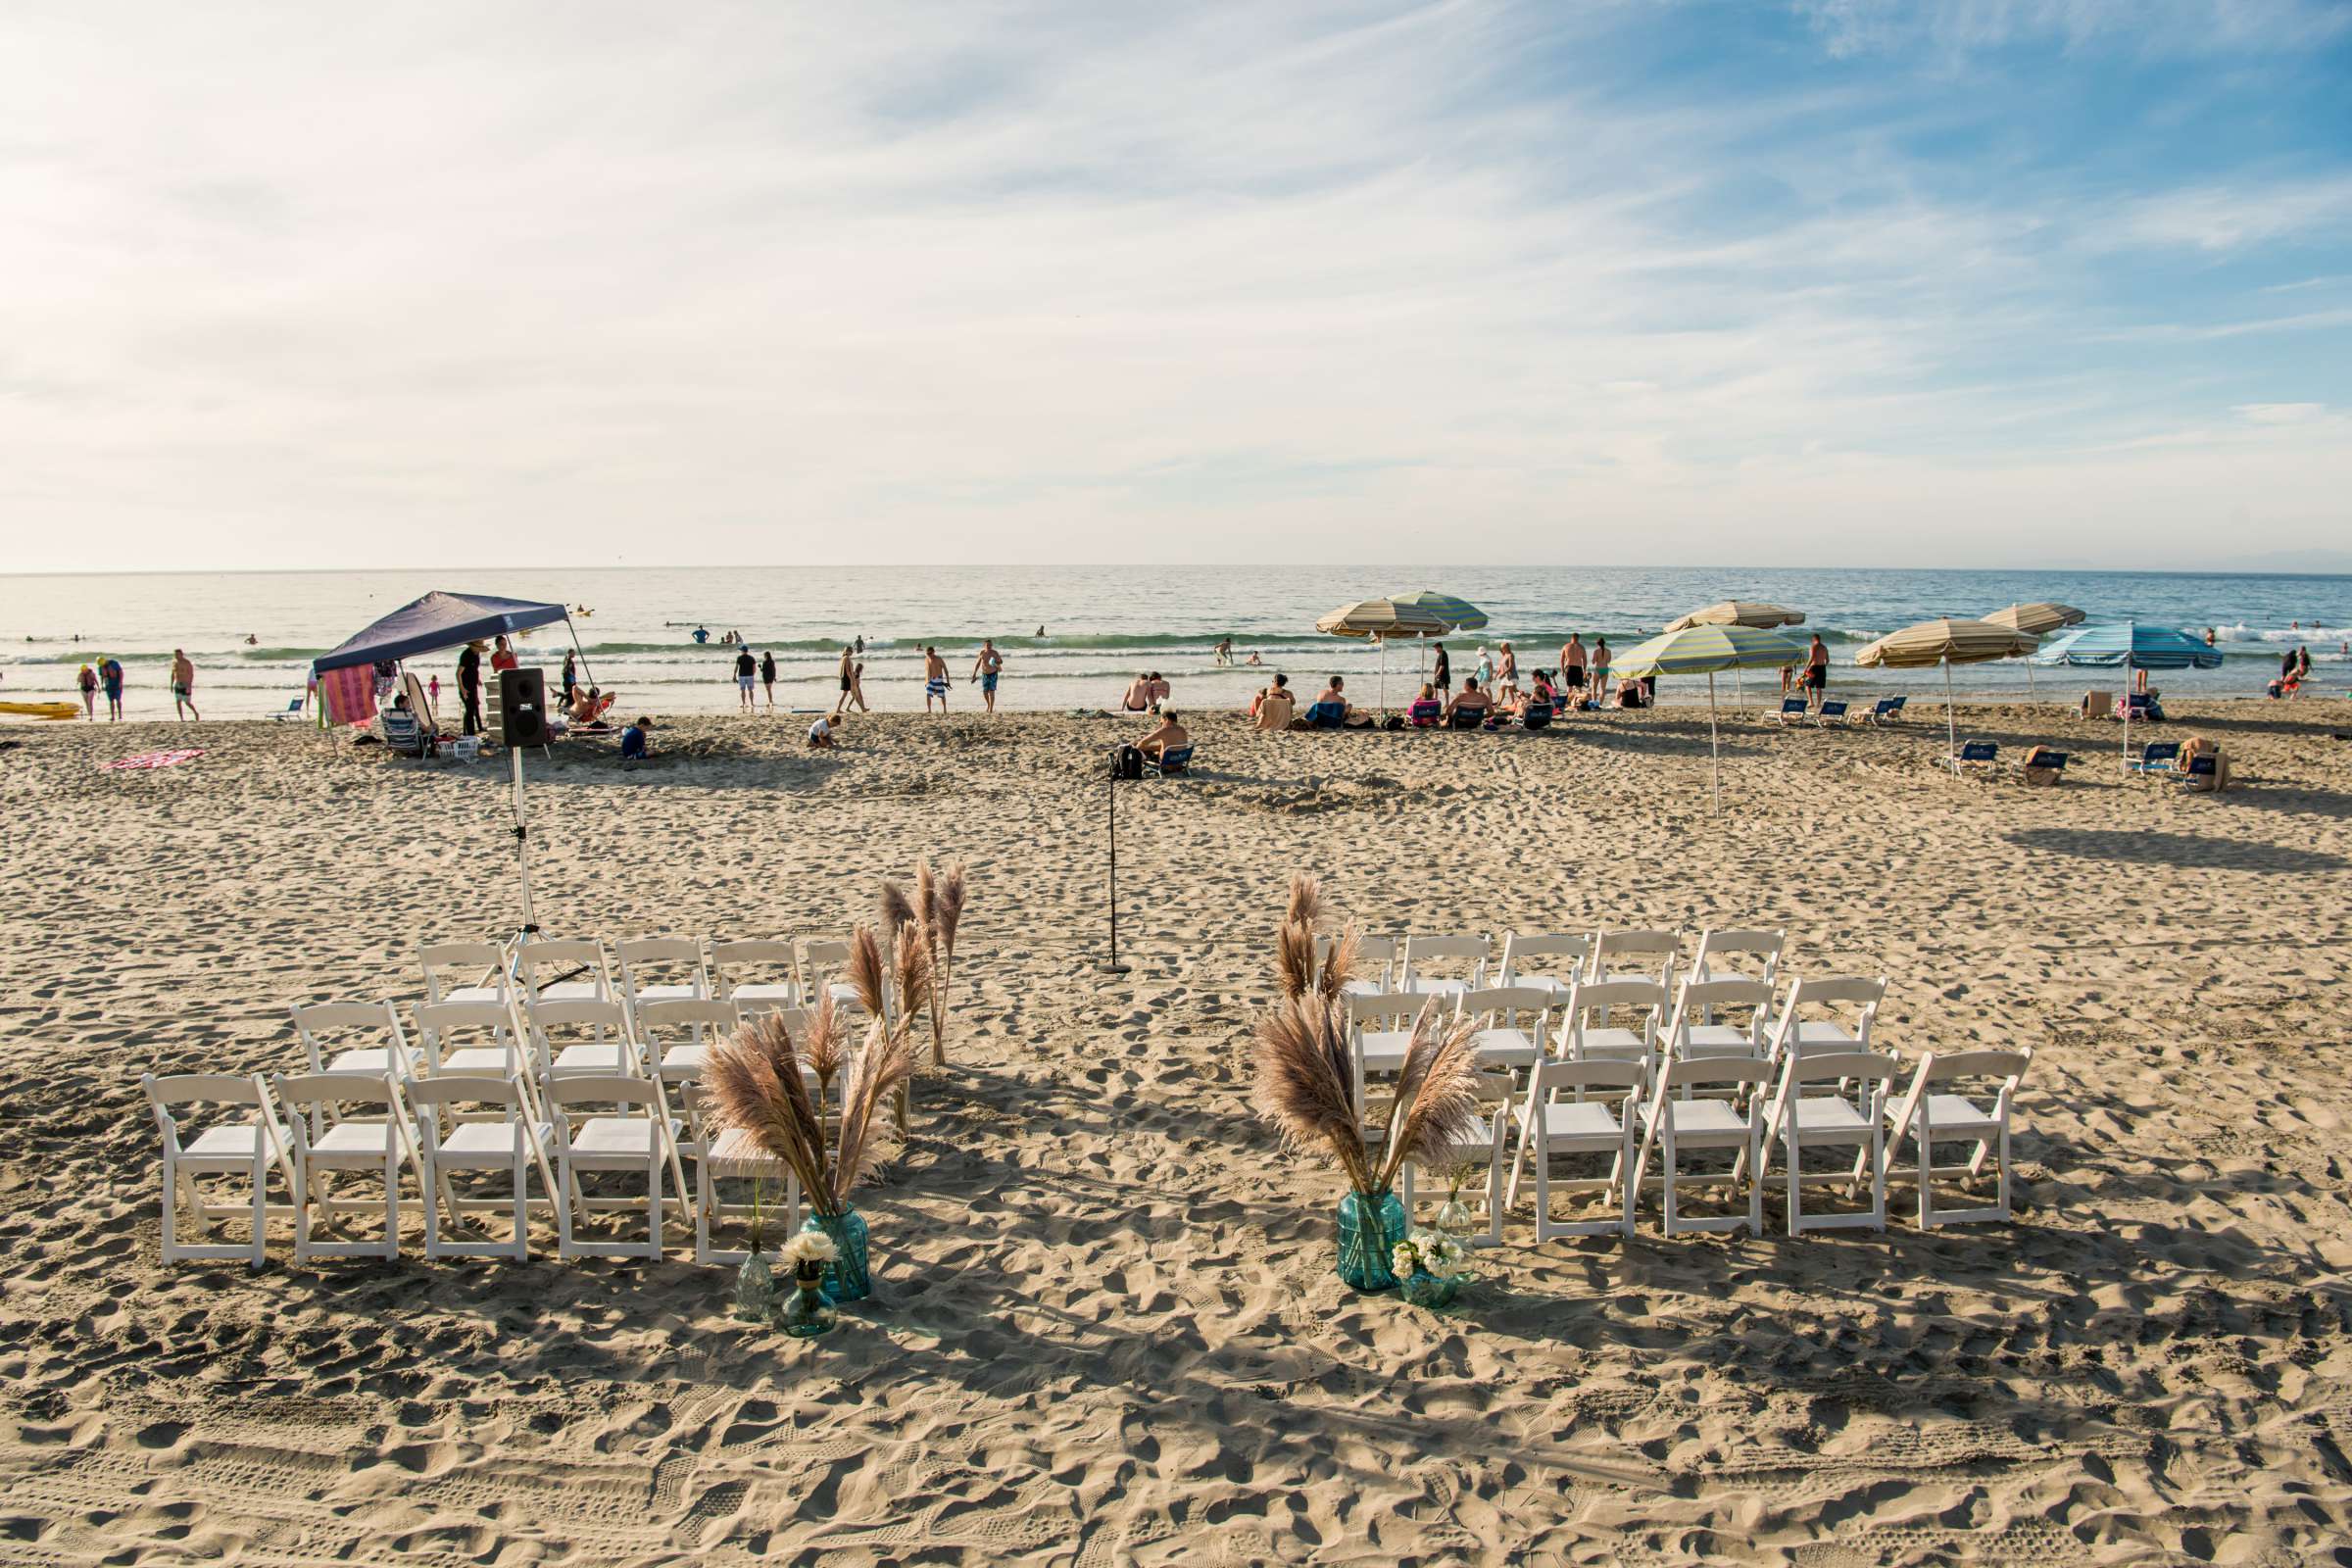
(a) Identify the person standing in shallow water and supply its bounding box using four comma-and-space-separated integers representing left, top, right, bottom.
760, 649, 777, 710
971, 639, 1004, 714
171, 649, 199, 720
923, 646, 951, 714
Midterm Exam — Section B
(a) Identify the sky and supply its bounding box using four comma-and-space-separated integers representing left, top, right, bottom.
3, 0, 2349, 572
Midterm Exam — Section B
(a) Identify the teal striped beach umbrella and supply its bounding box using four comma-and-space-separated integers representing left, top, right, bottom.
1610, 625, 1807, 811
2034, 622, 2222, 770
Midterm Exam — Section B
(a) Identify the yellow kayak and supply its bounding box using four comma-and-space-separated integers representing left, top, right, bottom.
0, 702, 79, 720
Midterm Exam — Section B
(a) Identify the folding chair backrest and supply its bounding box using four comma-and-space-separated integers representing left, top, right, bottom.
1346, 991, 1432, 1031
1669, 978, 1774, 1049
800, 938, 853, 985
414, 1000, 526, 1074
1920, 1048, 2030, 1088
1771, 975, 1886, 1054
1402, 935, 1490, 973
273, 1070, 400, 1115
1563, 979, 1665, 1054
711, 939, 800, 997
636, 999, 740, 1039
1779, 1050, 1900, 1093
1818, 701, 1848, 719
617, 937, 708, 994
144, 1072, 289, 1165
290, 1001, 409, 1067
1780, 698, 1806, 714
1588, 929, 1680, 983
405, 1073, 525, 1113
1315, 932, 1395, 990
519, 939, 612, 997
1959, 741, 1997, 763
1456, 986, 1549, 1027
544, 1073, 662, 1113
1655, 1056, 1772, 1097
1498, 932, 1589, 984
2183, 754, 2216, 777
419, 941, 511, 1003
1689, 927, 1785, 986
1527, 1054, 1643, 1104
2142, 742, 2180, 764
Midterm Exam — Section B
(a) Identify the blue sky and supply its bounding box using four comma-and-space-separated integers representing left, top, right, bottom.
2, 0, 2348, 569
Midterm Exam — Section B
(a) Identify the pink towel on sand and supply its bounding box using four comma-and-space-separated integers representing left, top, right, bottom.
99, 749, 205, 771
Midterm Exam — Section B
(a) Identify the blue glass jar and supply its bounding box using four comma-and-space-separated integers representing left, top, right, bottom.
777, 1274, 838, 1338
1336, 1189, 1407, 1291
801, 1207, 871, 1302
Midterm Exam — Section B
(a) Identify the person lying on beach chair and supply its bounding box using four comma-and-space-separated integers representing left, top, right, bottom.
380, 695, 426, 758
1444, 677, 1495, 729
1139, 710, 1191, 766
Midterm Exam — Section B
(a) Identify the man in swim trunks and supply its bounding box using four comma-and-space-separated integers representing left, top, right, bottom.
1122, 672, 1152, 712
971, 639, 1004, 714
734, 646, 758, 710
1805, 634, 1830, 706
101, 656, 124, 721
835, 646, 855, 717
923, 646, 950, 713
170, 649, 199, 721
1432, 643, 1450, 695
1560, 634, 1587, 698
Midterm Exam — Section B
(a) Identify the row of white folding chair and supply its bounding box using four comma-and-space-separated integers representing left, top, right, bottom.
417, 935, 880, 1024
1316, 926, 1788, 1002
1409, 1045, 2029, 1243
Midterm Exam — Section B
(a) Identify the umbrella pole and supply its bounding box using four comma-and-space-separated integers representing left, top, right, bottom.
1734, 663, 1743, 712
2025, 658, 2034, 703
2122, 661, 2132, 775
1945, 659, 1958, 768
1707, 671, 1721, 812
1379, 635, 1388, 714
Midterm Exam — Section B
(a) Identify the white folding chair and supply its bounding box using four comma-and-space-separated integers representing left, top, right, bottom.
1885, 1050, 2031, 1227
1586, 928, 1680, 989
1396, 935, 1490, 1001
1686, 927, 1786, 989
1314, 933, 1395, 997
515, 937, 613, 1004
1452, 986, 1549, 1073
145, 1072, 296, 1269
615, 937, 710, 1030
1397, 1070, 1514, 1247
1494, 933, 1591, 1004
290, 1001, 417, 1078
685, 1081, 810, 1265
1504, 1055, 1642, 1241
418, 940, 514, 1005
526, 998, 642, 1081
1631, 1057, 1770, 1236
800, 938, 879, 1020
1767, 975, 1887, 1065
638, 997, 746, 1083
1666, 978, 1776, 1069
1760, 1051, 1900, 1235
545, 1075, 685, 1260
1558, 979, 1666, 1083
1343, 992, 1429, 1134
272, 1071, 416, 1261
409, 1074, 559, 1260
710, 939, 802, 1011
414, 1000, 533, 1081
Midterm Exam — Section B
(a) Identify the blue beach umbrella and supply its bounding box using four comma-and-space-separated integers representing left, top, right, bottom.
2034, 622, 2222, 769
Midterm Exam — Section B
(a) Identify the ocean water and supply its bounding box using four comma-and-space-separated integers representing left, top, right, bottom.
1, 564, 2344, 719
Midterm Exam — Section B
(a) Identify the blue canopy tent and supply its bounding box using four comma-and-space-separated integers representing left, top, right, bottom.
313, 591, 575, 673
2034, 621, 2222, 771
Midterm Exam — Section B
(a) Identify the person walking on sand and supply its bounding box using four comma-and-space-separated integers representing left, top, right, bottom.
1805, 633, 1830, 707
760, 649, 777, 710
1588, 637, 1610, 711
1496, 641, 1519, 703
972, 638, 1004, 713
170, 649, 200, 720
100, 655, 125, 721
1432, 642, 1450, 695
76, 662, 97, 719
834, 646, 856, 717
458, 642, 484, 734
734, 646, 758, 710
923, 646, 951, 713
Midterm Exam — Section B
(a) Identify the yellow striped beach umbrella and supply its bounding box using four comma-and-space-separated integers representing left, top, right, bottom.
1662, 602, 1807, 708
1983, 603, 2084, 699
1316, 598, 1450, 710
1611, 625, 1808, 811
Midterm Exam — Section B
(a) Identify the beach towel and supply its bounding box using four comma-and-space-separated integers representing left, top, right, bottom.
100, 749, 204, 771
318, 664, 378, 726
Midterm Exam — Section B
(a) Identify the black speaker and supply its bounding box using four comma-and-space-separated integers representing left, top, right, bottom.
499, 667, 549, 747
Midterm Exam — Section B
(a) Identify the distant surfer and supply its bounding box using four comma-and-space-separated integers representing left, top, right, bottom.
1036, 625, 1045, 638
854, 635, 864, 655
245, 633, 258, 646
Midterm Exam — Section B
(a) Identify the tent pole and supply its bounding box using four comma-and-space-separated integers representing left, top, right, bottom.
1707, 671, 1721, 813
564, 614, 596, 691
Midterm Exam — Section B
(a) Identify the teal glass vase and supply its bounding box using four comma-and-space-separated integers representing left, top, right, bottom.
1398, 1268, 1461, 1308
733, 1252, 778, 1321
801, 1208, 871, 1302
1336, 1189, 1407, 1291
777, 1274, 837, 1338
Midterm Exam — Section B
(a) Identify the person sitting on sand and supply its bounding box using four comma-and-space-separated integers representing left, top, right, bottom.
1250, 672, 1295, 728
807, 712, 841, 750
1444, 676, 1495, 728
1615, 675, 1648, 710
1146, 671, 1171, 708
1139, 709, 1190, 760
1122, 672, 1152, 712
620, 715, 654, 763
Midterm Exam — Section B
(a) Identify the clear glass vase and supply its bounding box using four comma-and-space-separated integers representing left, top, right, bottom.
776, 1273, 838, 1338
1336, 1189, 1407, 1291
1398, 1268, 1461, 1308
802, 1208, 871, 1302
733, 1251, 778, 1321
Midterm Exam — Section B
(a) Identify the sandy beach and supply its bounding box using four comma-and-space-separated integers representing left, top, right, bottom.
5, 698, 2351, 1564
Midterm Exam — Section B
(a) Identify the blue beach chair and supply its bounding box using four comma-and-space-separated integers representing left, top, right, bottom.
1302, 701, 1347, 730
1952, 740, 1998, 774
1863, 696, 1906, 725
1770, 697, 1808, 725
1147, 744, 1194, 777
1814, 700, 1849, 726
2180, 753, 2217, 786
2130, 741, 2180, 774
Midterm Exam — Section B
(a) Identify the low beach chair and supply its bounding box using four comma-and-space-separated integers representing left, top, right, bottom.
615, 938, 710, 1031
1759, 1051, 1900, 1235
546, 1075, 685, 1261
272, 697, 306, 722
637, 997, 744, 1083
1953, 740, 1999, 773
1766, 975, 1886, 1065
419, 940, 514, 1005
1814, 699, 1850, 725
710, 939, 802, 1010
411, 1074, 559, 1260
2078, 689, 2113, 720
1861, 696, 1906, 725
1769, 697, 1808, 725
1495, 932, 1591, 1005
1631, 1057, 1770, 1236
273, 1072, 416, 1262
1505, 1055, 1642, 1241
1397, 935, 1490, 1001
1405, 697, 1443, 728
1302, 700, 1347, 730
1884, 1049, 2031, 1227
1146, 743, 1194, 776
1453, 986, 1549, 1073
2180, 752, 2219, 788
1397, 1070, 1515, 1247
2021, 748, 2070, 784
1587, 928, 1680, 989
2130, 741, 2180, 774
145, 1072, 296, 1270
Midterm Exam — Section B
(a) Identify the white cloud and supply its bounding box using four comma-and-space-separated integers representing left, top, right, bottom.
2235, 402, 2326, 423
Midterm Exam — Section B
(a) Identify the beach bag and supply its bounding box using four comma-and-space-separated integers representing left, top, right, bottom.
1382, 714, 1404, 731
1107, 743, 1143, 781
